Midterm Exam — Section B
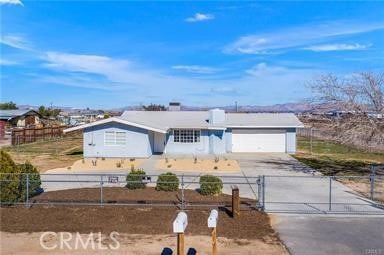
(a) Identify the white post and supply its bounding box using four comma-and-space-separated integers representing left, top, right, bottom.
208, 209, 218, 255
173, 212, 188, 255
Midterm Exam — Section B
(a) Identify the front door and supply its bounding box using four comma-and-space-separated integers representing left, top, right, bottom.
154, 132, 166, 153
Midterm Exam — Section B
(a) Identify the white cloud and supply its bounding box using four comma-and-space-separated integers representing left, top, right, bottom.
172, 65, 219, 74
0, 59, 17, 65
210, 87, 238, 95
304, 43, 371, 52
38, 51, 318, 105
245, 62, 298, 77
0, 0, 23, 5
0, 35, 30, 50
185, 13, 214, 22
43, 52, 164, 87
225, 21, 384, 54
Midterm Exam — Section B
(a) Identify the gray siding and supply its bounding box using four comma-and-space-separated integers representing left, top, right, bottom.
83, 122, 152, 158
82, 123, 297, 157
225, 129, 233, 153
286, 128, 297, 154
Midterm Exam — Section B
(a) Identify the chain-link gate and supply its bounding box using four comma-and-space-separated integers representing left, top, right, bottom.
257, 175, 384, 214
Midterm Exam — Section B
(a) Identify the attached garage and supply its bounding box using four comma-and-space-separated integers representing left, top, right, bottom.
232, 129, 286, 152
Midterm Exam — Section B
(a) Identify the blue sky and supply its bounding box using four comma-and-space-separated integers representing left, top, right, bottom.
1, 1, 384, 108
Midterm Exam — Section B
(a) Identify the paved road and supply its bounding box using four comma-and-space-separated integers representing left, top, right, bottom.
273, 215, 384, 255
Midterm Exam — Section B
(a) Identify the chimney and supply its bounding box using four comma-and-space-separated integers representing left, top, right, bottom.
169, 102, 181, 111
209, 108, 225, 125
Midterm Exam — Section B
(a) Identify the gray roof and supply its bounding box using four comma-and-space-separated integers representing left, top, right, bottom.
119, 111, 218, 130
64, 110, 303, 133
120, 111, 303, 130
0, 109, 40, 120
226, 113, 303, 128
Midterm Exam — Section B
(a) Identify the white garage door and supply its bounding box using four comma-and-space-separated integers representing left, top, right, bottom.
232, 129, 286, 152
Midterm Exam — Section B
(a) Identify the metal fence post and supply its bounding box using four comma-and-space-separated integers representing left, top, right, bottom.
256, 176, 261, 209
310, 128, 313, 155
328, 177, 332, 211
262, 175, 265, 211
25, 173, 29, 208
370, 165, 376, 201
100, 175, 103, 205
0, 176, 2, 207
181, 174, 185, 210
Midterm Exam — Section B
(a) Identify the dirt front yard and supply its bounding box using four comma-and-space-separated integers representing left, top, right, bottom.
30, 187, 255, 207
2, 134, 83, 172
0, 206, 286, 255
47, 158, 144, 173
156, 157, 241, 172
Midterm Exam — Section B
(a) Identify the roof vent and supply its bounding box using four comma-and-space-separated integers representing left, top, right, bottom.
209, 109, 225, 125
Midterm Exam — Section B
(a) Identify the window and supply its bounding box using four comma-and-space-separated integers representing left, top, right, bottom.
104, 131, 126, 145
173, 129, 200, 143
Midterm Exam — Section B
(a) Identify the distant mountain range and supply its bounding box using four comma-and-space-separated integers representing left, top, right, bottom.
115, 102, 320, 113
17, 102, 334, 113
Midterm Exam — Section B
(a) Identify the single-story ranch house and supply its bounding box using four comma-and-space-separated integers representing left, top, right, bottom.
64, 109, 304, 158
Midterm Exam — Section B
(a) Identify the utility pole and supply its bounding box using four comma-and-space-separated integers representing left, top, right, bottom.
235, 101, 238, 113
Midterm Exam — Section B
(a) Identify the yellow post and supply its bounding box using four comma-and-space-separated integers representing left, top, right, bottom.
177, 233, 185, 255
211, 227, 217, 255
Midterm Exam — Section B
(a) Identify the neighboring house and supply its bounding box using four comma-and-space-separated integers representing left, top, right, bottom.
0, 109, 42, 127
58, 110, 106, 126
0, 109, 42, 138
168, 102, 181, 111
64, 109, 304, 158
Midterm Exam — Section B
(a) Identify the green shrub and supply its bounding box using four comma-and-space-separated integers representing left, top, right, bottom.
0, 151, 42, 205
0, 150, 20, 204
156, 172, 179, 192
126, 168, 146, 189
18, 162, 42, 200
199, 175, 223, 196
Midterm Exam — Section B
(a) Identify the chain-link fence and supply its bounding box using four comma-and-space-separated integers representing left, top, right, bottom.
1, 173, 383, 215
0, 173, 260, 210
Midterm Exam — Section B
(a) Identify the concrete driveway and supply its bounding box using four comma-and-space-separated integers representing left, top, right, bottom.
226, 153, 382, 214
231, 153, 384, 255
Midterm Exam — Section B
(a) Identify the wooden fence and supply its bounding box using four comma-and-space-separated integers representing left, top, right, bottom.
11, 126, 68, 145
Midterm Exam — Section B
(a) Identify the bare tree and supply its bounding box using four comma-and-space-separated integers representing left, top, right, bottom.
308, 72, 384, 151
309, 72, 383, 112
